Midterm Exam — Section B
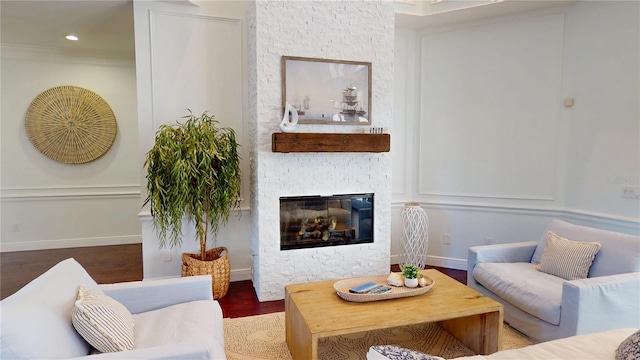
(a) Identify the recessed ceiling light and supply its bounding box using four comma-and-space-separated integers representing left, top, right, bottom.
65, 35, 79, 41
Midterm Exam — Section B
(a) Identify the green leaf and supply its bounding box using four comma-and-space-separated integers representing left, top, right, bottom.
143, 111, 241, 254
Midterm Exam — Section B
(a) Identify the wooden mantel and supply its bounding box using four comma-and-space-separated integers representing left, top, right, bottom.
272, 132, 390, 153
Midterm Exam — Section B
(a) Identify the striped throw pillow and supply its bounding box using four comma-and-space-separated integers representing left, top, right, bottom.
71, 285, 134, 353
535, 231, 601, 280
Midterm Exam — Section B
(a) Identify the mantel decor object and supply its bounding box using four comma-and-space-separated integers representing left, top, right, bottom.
282, 56, 372, 125
400, 203, 429, 270
25, 85, 117, 164
279, 102, 298, 132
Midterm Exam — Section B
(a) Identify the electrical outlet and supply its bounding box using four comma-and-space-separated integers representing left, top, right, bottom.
622, 187, 640, 199
161, 250, 172, 262
11, 222, 20, 232
484, 237, 494, 245
443, 233, 451, 245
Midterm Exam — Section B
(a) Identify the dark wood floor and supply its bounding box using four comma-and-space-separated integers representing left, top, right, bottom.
1, 244, 467, 318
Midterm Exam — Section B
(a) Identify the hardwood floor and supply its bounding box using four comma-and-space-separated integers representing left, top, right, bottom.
219, 265, 467, 318
1, 244, 467, 318
0, 244, 144, 300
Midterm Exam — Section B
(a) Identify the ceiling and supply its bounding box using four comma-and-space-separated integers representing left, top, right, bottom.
395, 0, 577, 28
1, 0, 135, 60
0, 0, 575, 59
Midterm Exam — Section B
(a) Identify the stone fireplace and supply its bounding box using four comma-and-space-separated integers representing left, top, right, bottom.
248, 0, 394, 301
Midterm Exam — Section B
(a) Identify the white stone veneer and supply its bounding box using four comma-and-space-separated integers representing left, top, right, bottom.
248, 0, 395, 301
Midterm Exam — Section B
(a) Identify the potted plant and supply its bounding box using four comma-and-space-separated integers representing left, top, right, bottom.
402, 264, 419, 288
144, 110, 241, 299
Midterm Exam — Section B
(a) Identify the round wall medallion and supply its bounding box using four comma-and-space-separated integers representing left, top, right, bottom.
25, 86, 118, 164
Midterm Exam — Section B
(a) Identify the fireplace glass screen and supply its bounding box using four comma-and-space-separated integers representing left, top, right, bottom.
280, 193, 374, 250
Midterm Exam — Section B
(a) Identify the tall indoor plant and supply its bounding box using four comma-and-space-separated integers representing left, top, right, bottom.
144, 110, 241, 298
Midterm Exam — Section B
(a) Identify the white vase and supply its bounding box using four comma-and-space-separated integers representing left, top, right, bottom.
400, 203, 429, 270
404, 278, 419, 288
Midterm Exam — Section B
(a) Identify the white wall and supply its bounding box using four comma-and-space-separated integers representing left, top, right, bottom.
4, 1, 638, 291
392, 1, 640, 270
248, 0, 395, 301
133, 0, 253, 281
0, 46, 141, 251
562, 1, 640, 219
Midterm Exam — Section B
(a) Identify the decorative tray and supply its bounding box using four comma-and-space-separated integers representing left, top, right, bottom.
334, 274, 435, 303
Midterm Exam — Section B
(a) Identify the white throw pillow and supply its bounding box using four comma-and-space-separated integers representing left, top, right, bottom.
535, 231, 601, 280
71, 285, 135, 353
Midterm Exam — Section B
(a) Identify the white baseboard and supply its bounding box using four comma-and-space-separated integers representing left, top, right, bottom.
0, 235, 142, 253
143, 267, 253, 283
390, 254, 467, 271
425, 255, 467, 271
230, 268, 252, 282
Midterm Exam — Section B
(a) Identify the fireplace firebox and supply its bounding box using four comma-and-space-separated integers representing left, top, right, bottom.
280, 193, 374, 250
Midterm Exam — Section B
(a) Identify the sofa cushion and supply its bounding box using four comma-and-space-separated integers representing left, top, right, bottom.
0, 258, 101, 359
535, 231, 601, 280
71, 285, 135, 353
531, 219, 640, 277
473, 262, 564, 325
132, 300, 221, 352
616, 329, 640, 360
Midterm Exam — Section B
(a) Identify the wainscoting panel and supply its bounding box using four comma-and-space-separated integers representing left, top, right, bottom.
417, 13, 565, 201
392, 29, 416, 198
389, 201, 639, 271
1, 186, 141, 252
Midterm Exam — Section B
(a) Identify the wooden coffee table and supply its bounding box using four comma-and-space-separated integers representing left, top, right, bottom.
285, 269, 503, 360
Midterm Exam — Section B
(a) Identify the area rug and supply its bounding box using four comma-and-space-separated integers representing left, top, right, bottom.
224, 312, 533, 360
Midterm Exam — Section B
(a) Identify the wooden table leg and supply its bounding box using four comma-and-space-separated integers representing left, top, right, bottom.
440, 311, 503, 355
285, 293, 315, 359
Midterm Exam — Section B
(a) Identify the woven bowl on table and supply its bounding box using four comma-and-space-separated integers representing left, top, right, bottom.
334, 274, 435, 303
25, 85, 117, 164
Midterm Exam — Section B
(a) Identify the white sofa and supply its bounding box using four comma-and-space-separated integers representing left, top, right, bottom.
367, 328, 639, 359
467, 219, 640, 343
452, 328, 638, 360
0, 258, 226, 359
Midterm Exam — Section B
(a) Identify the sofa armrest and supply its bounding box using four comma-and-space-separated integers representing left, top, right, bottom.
99, 275, 213, 314
68, 341, 214, 360
561, 272, 640, 337
467, 242, 538, 284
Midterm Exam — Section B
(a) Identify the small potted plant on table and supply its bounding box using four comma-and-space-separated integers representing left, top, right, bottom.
402, 264, 420, 288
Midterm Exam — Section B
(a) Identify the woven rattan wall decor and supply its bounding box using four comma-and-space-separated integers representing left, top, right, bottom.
25, 86, 118, 164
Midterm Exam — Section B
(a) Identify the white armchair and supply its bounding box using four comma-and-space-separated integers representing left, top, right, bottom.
0, 258, 226, 359
467, 219, 640, 343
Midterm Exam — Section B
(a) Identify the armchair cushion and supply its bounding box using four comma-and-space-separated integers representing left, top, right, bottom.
132, 300, 222, 353
71, 285, 135, 353
0, 258, 99, 359
473, 262, 564, 325
535, 231, 601, 280
531, 219, 640, 277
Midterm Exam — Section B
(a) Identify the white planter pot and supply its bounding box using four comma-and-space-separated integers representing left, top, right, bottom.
404, 278, 419, 288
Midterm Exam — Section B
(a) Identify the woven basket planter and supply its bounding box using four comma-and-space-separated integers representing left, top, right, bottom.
181, 247, 230, 299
